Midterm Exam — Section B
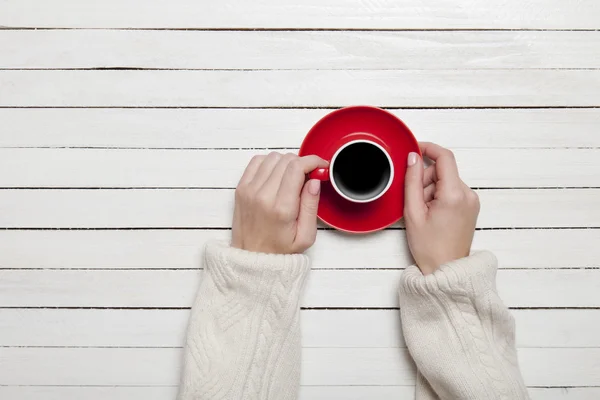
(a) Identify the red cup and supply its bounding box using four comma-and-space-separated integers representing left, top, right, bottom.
309, 134, 394, 204
298, 105, 420, 233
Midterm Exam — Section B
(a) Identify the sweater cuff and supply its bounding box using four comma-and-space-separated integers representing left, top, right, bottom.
399, 251, 498, 302
204, 241, 311, 295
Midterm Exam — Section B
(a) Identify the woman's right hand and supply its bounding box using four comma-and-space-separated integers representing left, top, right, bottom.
231, 152, 328, 255
403, 142, 480, 275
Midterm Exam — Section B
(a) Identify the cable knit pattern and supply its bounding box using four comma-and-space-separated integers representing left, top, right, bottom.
178, 241, 310, 400
178, 243, 529, 400
399, 251, 530, 400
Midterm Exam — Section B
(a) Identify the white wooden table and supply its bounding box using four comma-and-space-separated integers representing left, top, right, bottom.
1, 1, 600, 399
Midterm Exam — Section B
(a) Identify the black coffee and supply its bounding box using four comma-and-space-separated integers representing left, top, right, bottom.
332, 142, 391, 201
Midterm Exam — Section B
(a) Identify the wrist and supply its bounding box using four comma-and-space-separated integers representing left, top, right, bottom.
401, 251, 498, 300
415, 250, 472, 275
417, 264, 438, 275
230, 240, 291, 255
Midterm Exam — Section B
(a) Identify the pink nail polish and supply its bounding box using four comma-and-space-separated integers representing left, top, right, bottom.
407, 152, 418, 166
308, 179, 321, 195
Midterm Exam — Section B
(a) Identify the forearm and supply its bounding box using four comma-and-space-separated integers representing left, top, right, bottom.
178, 241, 310, 400
399, 251, 529, 400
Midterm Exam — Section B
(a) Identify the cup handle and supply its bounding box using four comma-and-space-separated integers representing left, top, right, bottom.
309, 168, 330, 181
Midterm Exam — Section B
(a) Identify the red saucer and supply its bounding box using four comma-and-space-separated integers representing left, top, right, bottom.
298, 106, 420, 233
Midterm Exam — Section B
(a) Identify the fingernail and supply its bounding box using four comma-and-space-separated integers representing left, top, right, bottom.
407, 152, 418, 167
308, 179, 321, 195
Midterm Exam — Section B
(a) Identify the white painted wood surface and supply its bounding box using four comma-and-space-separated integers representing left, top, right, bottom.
1, 0, 598, 398
1, 0, 599, 29
0, 387, 597, 400
1, 347, 600, 386
1, 189, 598, 228
1, 269, 599, 308
2, 148, 599, 187
2, 309, 599, 348
2, 108, 599, 148
3, 30, 600, 70
1, 229, 598, 269
3, 70, 600, 107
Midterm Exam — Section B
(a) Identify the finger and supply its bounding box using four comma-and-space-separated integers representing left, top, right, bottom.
294, 179, 321, 253
424, 183, 436, 203
277, 155, 329, 204
404, 152, 427, 223
260, 153, 297, 196
249, 152, 282, 188
238, 155, 265, 186
419, 142, 460, 183
423, 164, 437, 187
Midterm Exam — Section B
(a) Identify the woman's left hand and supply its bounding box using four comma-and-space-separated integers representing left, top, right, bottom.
403, 143, 480, 275
231, 152, 328, 254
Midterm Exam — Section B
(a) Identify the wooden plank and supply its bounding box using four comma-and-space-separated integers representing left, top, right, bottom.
0, 347, 597, 386
2, 108, 598, 149
306, 309, 600, 349
1, 148, 599, 188
313, 270, 600, 308
1, 0, 598, 29
303, 388, 600, 400
0, 309, 598, 348
0, 386, 596, 400
1, 229, 598, 270
0, 269, 598, 308
2, 70, 599, 107
0, 387, 178, 400
0, 189, 598, 229
3, 30, 600, 70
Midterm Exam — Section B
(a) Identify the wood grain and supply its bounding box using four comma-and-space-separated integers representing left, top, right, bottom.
0, 386, 596, 400
2, 70, 600, 107
3, 30, 600, 69
1, 0, 599, 29
1, 189, 597, 228
312, 387, 597, 400
0, 347, 598, 386
0, 269, 598, 308
2, 0, 598, 393
1, 229, 598, 269
2, 108, 599, 149
1, 309, 598, 348
2, 148, 598, 188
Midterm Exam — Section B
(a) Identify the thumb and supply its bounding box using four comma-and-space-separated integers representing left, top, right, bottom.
404, 152, 426, 223
294, 179, 321, 252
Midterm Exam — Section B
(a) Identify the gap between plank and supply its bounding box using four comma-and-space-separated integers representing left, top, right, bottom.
2, 146, 599, 150
2, 68, 599, 71
0, 306, 598, 310
2, 345, 597, 350
2, 227, 600, 231
0, 267, 597, 271
1, 106, 599, 110
0, 187, 598, 190
0, 385, 595, 390
1, 27, 599, 32
0, 385, 597, 390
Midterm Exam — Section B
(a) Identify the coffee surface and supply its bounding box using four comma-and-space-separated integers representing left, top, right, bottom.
332, 142, 391, 201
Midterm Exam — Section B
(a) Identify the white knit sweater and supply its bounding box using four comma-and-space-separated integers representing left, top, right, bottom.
178, 241, 529, 400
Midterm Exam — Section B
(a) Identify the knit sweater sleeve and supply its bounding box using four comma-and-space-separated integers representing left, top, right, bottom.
177, 241, 310, 400
398, 251, 530, 400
